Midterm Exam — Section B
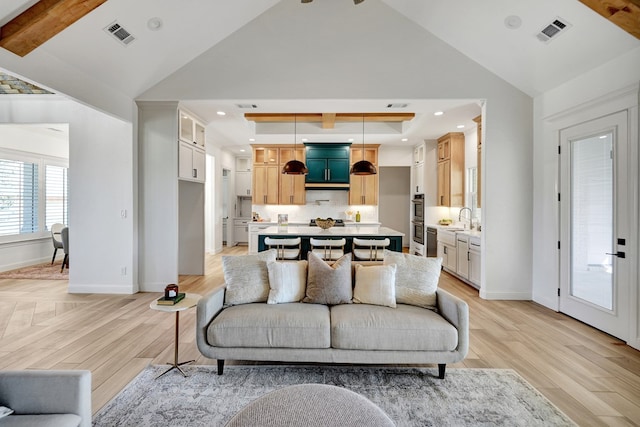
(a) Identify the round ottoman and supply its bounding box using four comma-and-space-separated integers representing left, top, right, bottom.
225, 383, 395, 427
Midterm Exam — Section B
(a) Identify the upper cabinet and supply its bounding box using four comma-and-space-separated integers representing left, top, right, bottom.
235, 157, 252, 197
251, 145, 306, 205
437, 132, 465, 207
279, 147, 306, 205
178, 110, 206, 183
349, 145, 379, 205
413, 143, 425, 194
473, 115, 482, 208
304, 143, 351, 189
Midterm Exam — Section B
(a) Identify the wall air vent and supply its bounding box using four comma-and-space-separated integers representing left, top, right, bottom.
104, 21, 135, 46
236, 104, 258, 109
387, 103, 408, 108
536, 18, 571, 43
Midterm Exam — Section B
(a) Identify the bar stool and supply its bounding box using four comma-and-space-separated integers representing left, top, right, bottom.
351, 237, 390, 261
309, 238, 346, 261
264, 237, 302, 260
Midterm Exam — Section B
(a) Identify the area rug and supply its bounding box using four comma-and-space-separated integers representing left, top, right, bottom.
0, 261, 68, 280
93, 365, 575, 426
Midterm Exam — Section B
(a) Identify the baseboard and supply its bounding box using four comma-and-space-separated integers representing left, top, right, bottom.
68, 283, 137, 294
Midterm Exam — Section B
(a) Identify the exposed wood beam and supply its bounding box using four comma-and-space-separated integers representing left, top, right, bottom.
245, 112, 415, 124
0, 0, 108, 57
578, 0, 640, 39
322, 113, 336, 129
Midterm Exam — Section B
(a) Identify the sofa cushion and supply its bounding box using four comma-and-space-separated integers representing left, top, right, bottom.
223, 250, 277, 306
267, 260, 307, 304
0, 414, 81, 427
303, 252, 352, 305
208, 303, 330, 349
383, 250, 442, 310
330, 304, 458, 351
352, 264, 397, 308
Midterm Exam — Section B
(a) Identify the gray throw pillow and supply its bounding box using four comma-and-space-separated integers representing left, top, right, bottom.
223, 249, 277, 306
383, 250, 442, 309
303, 252, 352, 305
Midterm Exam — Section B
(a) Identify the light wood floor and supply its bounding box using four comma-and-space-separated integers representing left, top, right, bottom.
1, 245, 639, 426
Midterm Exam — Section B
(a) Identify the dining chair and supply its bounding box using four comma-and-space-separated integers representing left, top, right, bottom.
50, 223, 65, 264
61, 227, 69, 273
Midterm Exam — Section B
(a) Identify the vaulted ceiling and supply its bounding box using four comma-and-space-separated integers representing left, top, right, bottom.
0, 0, 638, 152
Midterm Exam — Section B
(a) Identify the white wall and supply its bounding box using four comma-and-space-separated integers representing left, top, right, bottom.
140, 0, 534, 300
0, 96, 136, 293
533, 47, 640, 348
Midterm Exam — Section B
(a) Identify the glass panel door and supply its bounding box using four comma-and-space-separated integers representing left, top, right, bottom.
570, 132, 613, 310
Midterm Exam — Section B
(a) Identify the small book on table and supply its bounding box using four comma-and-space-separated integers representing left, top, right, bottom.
157, 292, 186, 306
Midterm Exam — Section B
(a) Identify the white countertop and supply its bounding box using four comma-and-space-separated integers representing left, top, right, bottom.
250, 221, 381, 226
258, 226, 404, 237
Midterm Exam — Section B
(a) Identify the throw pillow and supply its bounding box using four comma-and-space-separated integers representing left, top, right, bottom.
303, 252, 352, 305
0, 406, 14, 419
353, 264, 397, 308
222, 249, 277, 306
267, 260, 308, 304
383, 250, 442, 310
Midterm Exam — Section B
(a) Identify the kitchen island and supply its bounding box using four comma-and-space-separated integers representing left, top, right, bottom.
257, 225, 404, 258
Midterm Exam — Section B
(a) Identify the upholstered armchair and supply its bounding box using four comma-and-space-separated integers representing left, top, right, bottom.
0, 370, 91, 427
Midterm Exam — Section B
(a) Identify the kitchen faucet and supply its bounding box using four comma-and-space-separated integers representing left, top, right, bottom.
458, 207, 473, 229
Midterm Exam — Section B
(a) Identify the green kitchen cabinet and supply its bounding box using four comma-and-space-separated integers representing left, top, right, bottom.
304, 143, 351, 188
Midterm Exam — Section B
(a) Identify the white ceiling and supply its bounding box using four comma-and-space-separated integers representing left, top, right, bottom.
0, 0, 638, 155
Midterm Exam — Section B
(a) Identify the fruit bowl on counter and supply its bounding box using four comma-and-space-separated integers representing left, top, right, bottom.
438, 218, 453, 226
315, 218, 336, 229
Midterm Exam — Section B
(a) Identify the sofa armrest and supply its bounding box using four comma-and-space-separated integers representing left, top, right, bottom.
196, 286, 226, 351
0, 370, 91, 427
436, 289, 469, 359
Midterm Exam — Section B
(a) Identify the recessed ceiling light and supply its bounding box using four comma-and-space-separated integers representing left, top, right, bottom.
302, 138, 309, 142
216, 111, 226, 116
434, 111, 444, 116
348, 138, 354, 142
401, 138, 408, 142
456, 124, 465, 129
504, 15, 522, 30
240, 149, 246, 152
599, 135, 607, 139
249, 138, 255, 142
147, 17, 163, 31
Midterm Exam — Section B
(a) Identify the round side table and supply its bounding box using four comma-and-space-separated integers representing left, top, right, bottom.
149, 292, 202, 378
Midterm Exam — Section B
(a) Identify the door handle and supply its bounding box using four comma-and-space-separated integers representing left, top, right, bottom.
606, 252, 626, 258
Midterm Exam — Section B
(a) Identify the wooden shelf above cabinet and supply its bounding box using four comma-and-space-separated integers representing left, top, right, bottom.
245, 113, 415, 129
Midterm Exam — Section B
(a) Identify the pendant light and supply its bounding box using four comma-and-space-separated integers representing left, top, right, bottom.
282, 114, 309, 175
350, 114, 377, 175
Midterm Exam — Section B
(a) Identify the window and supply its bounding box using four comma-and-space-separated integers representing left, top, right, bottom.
0, 149, 68, 240
45, 164, 68, 229
0, 158, 39, 236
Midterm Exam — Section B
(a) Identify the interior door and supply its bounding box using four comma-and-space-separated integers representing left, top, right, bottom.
559, 111, 630, 340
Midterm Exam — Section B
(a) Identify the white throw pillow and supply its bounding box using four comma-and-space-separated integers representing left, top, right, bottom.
222, 249, 277, 306
353, 264, 397, 308
383, 250, 442, 310
267, 260, 308, 304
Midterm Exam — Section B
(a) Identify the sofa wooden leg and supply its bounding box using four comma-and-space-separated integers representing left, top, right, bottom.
217, 359, 225, 375
438, 364, 446, 379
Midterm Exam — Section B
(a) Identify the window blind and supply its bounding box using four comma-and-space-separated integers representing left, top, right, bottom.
0, 158, 39, 236
45, 164, 68, 229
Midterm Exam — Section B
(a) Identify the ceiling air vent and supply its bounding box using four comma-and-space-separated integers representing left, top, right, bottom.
104, 21, 135, 46
387, 103, 408, 108
236, 104, 258, 109
536, 18, 571, 43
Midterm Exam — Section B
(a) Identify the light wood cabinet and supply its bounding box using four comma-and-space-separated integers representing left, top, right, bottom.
253, 147, 279, 165
437, 132, 465, 207
279, 147, 306, 205
253, 165, 279, 204
349, 145, 379, 205
251, 145, 306, 205
473, 115, 482, 208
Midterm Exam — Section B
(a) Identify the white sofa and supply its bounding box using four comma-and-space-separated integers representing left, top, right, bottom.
0, 370, 91, 427
196, 250, 469, 379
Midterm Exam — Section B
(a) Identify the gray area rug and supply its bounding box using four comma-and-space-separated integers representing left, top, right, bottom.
93, 365, 575, 427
